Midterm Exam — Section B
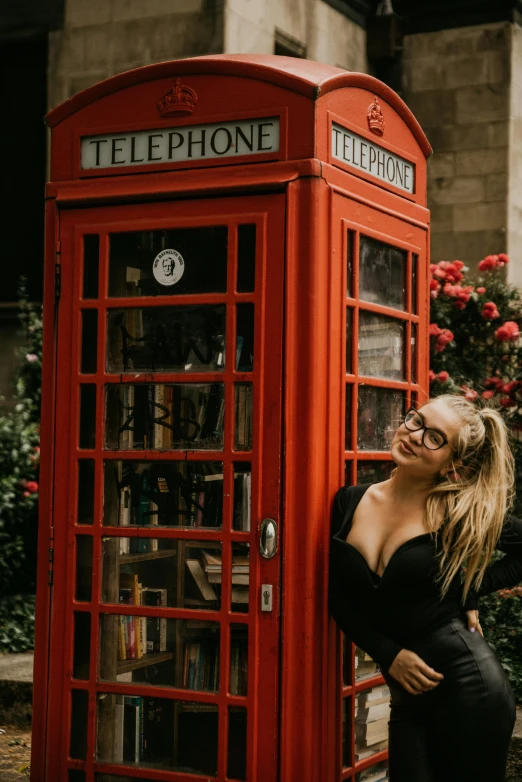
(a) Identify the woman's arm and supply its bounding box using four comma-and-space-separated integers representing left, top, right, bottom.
328, 486, 403, 673
462, 513, 522, 611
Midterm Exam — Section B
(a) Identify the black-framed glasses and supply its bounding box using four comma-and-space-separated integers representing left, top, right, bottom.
403, 407, 453, 451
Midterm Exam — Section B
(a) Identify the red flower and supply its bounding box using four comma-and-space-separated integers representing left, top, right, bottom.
481, 301, 500, 319
500, 397, 517, 407
464, 389, 479, 401
429, 370, 436, 383
478, 254, 499, 271
482, 390, 495, 399
453, 300, 466, 310
430, 279, 440, 291
429, 323, 442, 337
476, 287, 486, 295
438, 371, 450, 382
497, 253, 510, 265
495, 321, 520, 341
22, 480, 39, 494
452, 260, 465, 271
500, 380, 519, 394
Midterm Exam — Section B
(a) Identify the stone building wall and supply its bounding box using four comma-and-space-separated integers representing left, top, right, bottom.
47, 0, 224, 110
402, 23, 516, 280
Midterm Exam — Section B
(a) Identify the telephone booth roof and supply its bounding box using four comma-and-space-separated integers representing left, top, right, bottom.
45, 54, 431, 201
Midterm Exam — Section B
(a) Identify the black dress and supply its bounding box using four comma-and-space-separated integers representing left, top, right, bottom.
329, 482, 522, 782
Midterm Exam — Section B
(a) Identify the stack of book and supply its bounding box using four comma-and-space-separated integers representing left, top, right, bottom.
355, 647, 381, 681
183, 640, 219, 691
354, 685, 390, 760
185, 550, 249, 605
356, 762, 389, 782
118, 574, 167, 662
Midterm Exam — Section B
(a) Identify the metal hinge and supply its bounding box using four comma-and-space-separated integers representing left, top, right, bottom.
55, 241, 61, 301
48, 529, 54, 586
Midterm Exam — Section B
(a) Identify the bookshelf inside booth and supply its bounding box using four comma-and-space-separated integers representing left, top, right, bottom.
91, 220, 256, 778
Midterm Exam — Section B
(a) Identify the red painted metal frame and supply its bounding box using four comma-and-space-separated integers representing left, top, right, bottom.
35, 54, 431, 782
36, 195, 284, 782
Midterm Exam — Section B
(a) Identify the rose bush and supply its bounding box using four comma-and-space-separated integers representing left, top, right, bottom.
0, 281, 41, 652
429, 254, 522, 700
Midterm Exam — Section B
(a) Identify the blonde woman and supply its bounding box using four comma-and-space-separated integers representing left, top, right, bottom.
329, 394, 522, 782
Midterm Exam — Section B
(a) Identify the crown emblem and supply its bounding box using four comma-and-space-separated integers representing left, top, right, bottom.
157, 79, 198, 118
367, 96, 385, 137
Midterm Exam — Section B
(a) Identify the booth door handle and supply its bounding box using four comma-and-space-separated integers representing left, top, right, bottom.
259, 518, 278, 559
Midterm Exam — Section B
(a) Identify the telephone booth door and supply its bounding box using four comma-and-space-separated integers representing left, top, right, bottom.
331, 192, 429, 781
44, 193, 284, 782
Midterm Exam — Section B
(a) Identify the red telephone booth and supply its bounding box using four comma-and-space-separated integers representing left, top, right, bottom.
32, 55, 431, 782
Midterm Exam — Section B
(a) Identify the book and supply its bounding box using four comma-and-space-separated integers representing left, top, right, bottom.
186, 559, 218, 601
355, 738, 388, 761
113, 694, 124, 762
355, 716, 389, 746
142, 588, 167, 652
357, 701, 391, 722
123, 696, 141, 762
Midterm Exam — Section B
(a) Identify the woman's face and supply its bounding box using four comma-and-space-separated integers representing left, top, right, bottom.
390, 399, 462, 480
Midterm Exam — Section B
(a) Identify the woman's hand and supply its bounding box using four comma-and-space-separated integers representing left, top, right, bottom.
388, 649, 444, 695
465, 608, 483, 637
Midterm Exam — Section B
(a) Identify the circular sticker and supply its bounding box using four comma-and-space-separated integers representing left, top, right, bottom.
153, 249, 185, 286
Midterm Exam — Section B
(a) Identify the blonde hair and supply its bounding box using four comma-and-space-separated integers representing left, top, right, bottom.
415, 394, 515, 604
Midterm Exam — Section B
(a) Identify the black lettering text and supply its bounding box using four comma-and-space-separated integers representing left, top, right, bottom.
386, 157, 396, 182
396, 161, 404, 188
187, 129, 206, 158
147, 133, 163, 162
332, 127, 342, 157
210, 127, 233, 155
257, 122, 273, 151
369, 146, 377, 172
377, 150, 385, 177
89, 139, 108, 167
235, 124, 254, 152
130, 136, 144, 163
111, 137, 126, 165
404, 165, 412, 191
168, 131, 184, 159
343, 133, 351, 162
360, 142, 368, 170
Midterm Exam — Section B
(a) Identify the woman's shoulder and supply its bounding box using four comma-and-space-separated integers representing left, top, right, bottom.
331, 482, 374, 537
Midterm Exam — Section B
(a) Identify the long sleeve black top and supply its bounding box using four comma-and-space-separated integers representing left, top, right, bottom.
328, 482, 522, 674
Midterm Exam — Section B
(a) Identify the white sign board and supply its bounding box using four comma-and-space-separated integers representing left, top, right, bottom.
331, 122, 415, 194
81, 117, 280, 170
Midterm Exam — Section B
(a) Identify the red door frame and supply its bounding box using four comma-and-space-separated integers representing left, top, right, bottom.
37, 193, 285, 782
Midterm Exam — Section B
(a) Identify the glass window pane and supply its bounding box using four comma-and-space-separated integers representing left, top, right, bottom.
359, 236, 406, 310
234, 384, 253, 451
79, 384, 96, 449
355, 760, 389, 781
347, 230, 354, 298
237, 224, 256, 293
342, 697, 351, 768
101, 538, 222, 611
345, 384, 353, 451
230, 624, 248, 696
358, 312, 405, 380
83, 235, 99, 299
105, 383, 225, 451
357, 387, 405, 451
69, 770, 86, 781
357, 461, 395, 485
81, 310, 98, 374
106, 305, 226, 374
76, 536, 93, 601
228, 706, 247, 780
233, 463, 251, 531
70, 689, 88, 760
99, 615, 219, 691
355, 647, 381, 683
411, 253, 418, 315
109, 227, 228, 297
346, 308, 353, 374
73, 613, 91, 680
230, 542, 250, 613
96, 693, 218, 774
355, 683, 390, 761
78, 460, 95, 525
103, 460, 223, 528
236, 303, 254, 371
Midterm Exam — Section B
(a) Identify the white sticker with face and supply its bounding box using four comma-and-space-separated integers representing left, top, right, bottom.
153, 249, 185, 286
